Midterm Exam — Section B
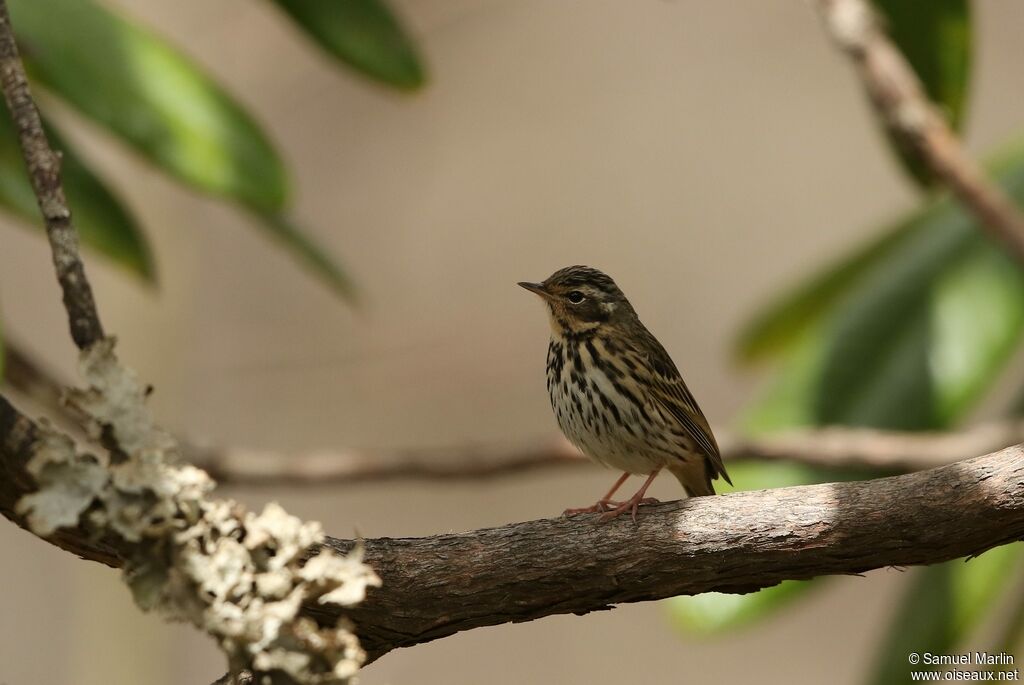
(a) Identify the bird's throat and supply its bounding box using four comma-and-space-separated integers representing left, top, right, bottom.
546, 307, 601, 338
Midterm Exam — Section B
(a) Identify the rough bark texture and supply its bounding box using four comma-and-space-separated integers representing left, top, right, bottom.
312, 446, 1024, 661
4, 393, 1024, 663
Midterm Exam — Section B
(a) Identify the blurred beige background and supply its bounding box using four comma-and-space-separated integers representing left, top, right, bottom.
3, 1, 1024, 683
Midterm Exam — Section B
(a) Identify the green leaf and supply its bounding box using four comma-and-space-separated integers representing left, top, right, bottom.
739, 330, 827, 433
735, 223, 916, 364
870, 564, 954, 685
869, 545, 1022, 685
717, 461, 822, 492
815, 214, 1024, 430
272, 0, 425, 90
741, 137, 1024, 433
872, 0, 971, 129
989, 578, 1024, 670
931, 244, 1024, 423
0, 107, 153, 280
254, 213, 357, 301
9, 0, 289, 212
870, 0, 972, 186
953, 545, 1024, 631
813, 208, 972, 430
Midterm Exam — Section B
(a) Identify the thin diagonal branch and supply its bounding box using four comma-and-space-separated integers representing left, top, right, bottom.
0, 2, 103, 349
818, 0, 1024, 264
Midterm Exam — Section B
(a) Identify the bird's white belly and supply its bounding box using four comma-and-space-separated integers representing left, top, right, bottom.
550, 365, 666, 475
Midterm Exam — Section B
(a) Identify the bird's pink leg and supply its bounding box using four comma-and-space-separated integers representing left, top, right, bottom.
563, 472, 631, 516
600, 468, 662, 523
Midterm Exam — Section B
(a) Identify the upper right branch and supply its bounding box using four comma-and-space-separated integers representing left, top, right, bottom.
818, 0, 1024, 264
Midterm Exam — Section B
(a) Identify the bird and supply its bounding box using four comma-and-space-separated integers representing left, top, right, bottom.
519, 265, 731, 522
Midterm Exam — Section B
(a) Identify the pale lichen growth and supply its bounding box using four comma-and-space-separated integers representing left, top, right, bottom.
16, 424, 108, 536
15, 340, 380, 683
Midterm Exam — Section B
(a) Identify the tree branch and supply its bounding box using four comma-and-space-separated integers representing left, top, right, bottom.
9, 340, 1024, 486
0, 1, 103, 349
818, 0, 1024, 264
3, 388, 1022, 662
319, 447, 1024, 660
0, 2, 378, 681
0, 394, 122, 566
193, 421, 1024, 485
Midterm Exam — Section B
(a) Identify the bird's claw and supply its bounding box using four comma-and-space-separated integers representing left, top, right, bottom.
598, 496, 660, 523
564, 496, 659, 522
562, 498, 624, 517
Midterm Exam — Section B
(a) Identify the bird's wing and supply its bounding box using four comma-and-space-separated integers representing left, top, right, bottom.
633, 329, 732, 485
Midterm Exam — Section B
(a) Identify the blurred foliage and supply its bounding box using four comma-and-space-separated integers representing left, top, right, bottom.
735, 222, 916, 364
0, 0, 426, 299
0, 103, 153, 280
709, 138, 1024, 683
679, 3, 1024, 682
815, 213, 1024, 429
992, 585, 1024, 666
667, 579, 812, 635
254, 213, 359, 301
741, 142, 1024, 431
11, 0, 288, 212
272, 0, 425, 89
870, 546, 1023, 685
870, 0, 972, 187
872, 0, 971, 129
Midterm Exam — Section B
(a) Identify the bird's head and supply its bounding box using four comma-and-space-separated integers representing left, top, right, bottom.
519, 265, 636, 336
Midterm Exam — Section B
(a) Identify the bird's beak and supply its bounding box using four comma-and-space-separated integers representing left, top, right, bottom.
518, 281, 549, 298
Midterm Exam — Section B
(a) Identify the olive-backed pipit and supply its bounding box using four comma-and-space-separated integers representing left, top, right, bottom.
519, 265, 731, 521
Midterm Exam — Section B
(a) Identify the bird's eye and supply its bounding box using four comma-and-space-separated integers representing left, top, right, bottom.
566, 291, 586, 304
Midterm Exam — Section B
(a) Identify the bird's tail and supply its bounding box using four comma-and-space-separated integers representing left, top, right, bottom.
668, 461, 716, 497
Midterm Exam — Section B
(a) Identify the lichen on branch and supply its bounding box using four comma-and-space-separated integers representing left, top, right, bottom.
15, 340, 379, 684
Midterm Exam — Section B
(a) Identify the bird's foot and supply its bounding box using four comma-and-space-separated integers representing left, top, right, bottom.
562, 498, 626, 517
598, 495, 660, 523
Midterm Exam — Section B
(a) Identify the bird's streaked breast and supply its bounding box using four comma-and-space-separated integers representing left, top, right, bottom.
545, 333, 695, 474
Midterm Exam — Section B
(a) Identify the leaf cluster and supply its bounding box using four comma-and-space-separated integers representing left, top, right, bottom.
670, 3, 1024, 680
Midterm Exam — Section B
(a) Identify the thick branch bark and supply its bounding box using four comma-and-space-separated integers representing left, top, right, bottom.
317, 447, 1024, 660
4, 390, 1022, 663
0, 1, 103, 349
818, 0, 1024, 264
